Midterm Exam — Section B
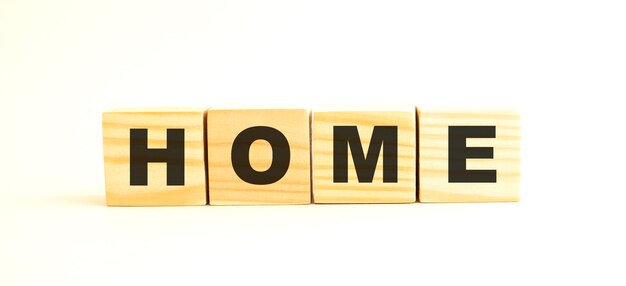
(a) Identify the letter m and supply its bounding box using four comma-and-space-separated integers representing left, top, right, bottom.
333, 126, 398, 183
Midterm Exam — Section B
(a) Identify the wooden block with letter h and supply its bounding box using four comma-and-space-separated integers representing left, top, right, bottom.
312, 106, 417, 203
206, 108, 311, 205
418, 108, 520, 202
102, 108, 207, 206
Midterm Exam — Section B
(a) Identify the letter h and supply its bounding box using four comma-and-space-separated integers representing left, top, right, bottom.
129, 129, 185, 186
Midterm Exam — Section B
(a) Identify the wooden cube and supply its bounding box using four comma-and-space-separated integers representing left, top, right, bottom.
312, 106, 417, 203
102, 108, 207, 206
418, 109, 520, 202
206, 108, 311, 205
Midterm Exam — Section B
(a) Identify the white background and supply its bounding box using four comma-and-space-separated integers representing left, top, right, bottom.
1, 0, 625, 285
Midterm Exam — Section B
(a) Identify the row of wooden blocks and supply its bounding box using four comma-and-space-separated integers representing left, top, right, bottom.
103, 106, 520, 206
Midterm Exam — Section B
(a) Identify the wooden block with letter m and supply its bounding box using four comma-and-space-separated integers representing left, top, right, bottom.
418, 109, 520, 202
312, 106, 417, 203
102, 108, 207, 206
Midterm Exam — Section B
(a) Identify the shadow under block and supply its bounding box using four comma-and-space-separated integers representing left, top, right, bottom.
102, 109, 207, 206
206, 109, 311, 205
312, 106, 417, 203
418, 109, 520, 202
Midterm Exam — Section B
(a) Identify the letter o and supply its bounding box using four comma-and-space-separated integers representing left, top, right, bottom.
231, 126, 290, 185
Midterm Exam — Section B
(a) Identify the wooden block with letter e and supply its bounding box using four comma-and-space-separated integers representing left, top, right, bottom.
418, 108, 520, 202
102, 108, 207, 206
206, 108, 311, 205
312, 106, 417, 203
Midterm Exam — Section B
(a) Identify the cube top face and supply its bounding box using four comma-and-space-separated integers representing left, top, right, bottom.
418, 109, 520, 202
312, 106, 417, 203
102, 109, 207, 206
206, 109, 311, 205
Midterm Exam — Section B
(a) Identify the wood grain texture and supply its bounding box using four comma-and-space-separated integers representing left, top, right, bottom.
418, 109, 520, 202
206, 108, 311, 205
102, 108, 207, 206
312, 106, 416, 203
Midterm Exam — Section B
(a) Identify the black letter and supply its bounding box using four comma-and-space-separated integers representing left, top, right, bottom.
333, 126, 398, 183
231, 126, 290, 185
448, 126, 496, 183
130, 129, 185, 186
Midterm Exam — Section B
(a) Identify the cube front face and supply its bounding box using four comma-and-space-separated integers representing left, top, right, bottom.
206, 109, 311, 205
312, 107, 417, 203
418, 109, 520, 202
102, 109, 207, 206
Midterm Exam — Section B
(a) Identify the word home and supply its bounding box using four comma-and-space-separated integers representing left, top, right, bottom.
102, 106, 520, 206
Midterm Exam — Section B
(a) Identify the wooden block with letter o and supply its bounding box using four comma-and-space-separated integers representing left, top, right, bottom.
312, 106, 417, 203
418, 109, 520, 202
206, 108, 311, 205
102, 108, 208, 206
